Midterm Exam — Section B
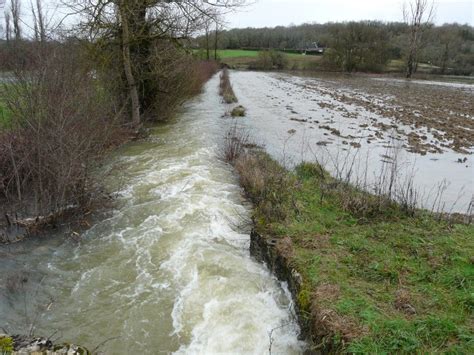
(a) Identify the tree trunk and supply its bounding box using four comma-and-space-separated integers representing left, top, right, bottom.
406, 51, 415, 78
5, 12, 11, 42
36, 0, 46, 42
441, 43, 449, 74
11, 0, 21, 40
205, 29, 210, 60
214, 23, 218, 60
119, 2, 141, 126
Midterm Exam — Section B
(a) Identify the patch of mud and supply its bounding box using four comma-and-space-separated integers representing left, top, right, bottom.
291, 74, 474, 155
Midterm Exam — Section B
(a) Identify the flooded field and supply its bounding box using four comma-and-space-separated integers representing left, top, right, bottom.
0, 75, 304, 353
230, 71, 473, 213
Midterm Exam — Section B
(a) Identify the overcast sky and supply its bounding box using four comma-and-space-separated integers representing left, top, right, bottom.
0, 0, 472, 37
226, 0, 473, 28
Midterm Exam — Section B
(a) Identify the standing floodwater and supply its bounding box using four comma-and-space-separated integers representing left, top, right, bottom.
230, 71, 473, 213
0, 75, 303, 353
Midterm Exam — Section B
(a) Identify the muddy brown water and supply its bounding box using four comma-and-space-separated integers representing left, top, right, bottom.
0, 75, 304, 354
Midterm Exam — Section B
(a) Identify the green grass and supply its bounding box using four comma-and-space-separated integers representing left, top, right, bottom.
387, 59, 441, 74
216, 49, 306, 59
0, 335, 13, 353
0, 94, 12, 129
194, 49, 322, 70
238, 152, 474, 353
216, 49, 260, 58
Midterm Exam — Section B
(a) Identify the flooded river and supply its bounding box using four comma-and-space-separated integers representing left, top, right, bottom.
0, 75, 303, 353
231, 71, 473, 213
1, 70, 472, 353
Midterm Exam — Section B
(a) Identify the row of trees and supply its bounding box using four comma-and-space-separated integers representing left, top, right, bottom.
202, 4, 473, 75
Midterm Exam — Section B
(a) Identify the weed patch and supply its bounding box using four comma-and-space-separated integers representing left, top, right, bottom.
219, 68, 238, 104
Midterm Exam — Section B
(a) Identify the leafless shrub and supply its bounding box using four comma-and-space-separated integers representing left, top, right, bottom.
0, 43, 124, 220
309, 140, 423, 219
219, 67, 238, 104
221, 123, 250, 163
222, 124, 298, 222
144, 42, 219, 121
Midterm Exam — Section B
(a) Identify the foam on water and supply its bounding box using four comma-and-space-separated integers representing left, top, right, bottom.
0, 74, 304, 354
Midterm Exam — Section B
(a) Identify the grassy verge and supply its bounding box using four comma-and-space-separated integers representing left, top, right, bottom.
0, 85, 12, 129
0, 102, 10, 128
231, 148, 474, 353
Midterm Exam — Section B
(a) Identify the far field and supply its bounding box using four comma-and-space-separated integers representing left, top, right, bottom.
195, 49, 441, 73
195, 49, 323, 70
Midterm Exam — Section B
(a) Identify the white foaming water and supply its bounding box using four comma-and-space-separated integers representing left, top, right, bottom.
0, 75, 304, 354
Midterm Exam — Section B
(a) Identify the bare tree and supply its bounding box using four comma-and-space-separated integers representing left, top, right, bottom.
403, 0, 434, 78
214, 21, 220, 60
4, 8, 11, 41
10, 0, 21, 40
0, 0, 5, 37
35, 0, 46, 41
30, 0, 39, 40
204, 18, 211, 60
74, 0, 246, 126
118, 0, 141, 126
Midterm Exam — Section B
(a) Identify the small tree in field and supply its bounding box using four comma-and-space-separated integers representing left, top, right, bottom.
404, 0, 435, 78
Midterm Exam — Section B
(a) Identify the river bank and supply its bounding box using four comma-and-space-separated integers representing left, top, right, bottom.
227, 146, 473, 353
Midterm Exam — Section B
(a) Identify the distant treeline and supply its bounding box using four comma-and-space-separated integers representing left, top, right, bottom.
203, 22, 474, 74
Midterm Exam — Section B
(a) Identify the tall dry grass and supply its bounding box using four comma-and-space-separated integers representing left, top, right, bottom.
219, 67, 238, 104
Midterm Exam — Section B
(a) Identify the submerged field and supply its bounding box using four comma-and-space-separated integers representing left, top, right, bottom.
229, 70, 473, 212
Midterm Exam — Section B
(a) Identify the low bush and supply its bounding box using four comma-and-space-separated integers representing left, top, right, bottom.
0, 335, 14, 353
231, 105, 246, 117
222, 127, 298, 223
0, 44, 124, 218
145, 42, 219, 120
253, 50, 289, 70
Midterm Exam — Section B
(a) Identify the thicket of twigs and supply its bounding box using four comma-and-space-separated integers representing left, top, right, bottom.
0, 41, 218, 222
0, 43, 125, 218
